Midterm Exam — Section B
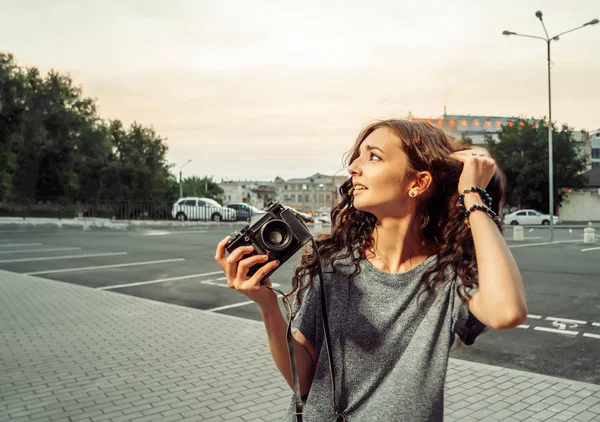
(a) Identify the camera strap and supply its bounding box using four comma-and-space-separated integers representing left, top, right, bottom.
278, 238, 344, 422
313, 239, 345, 421
317, 257, 345, 421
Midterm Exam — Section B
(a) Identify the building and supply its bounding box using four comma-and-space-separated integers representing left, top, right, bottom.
277, 173, 348, 214
412, 112, 541, 145
218, 173, 348, 214
218, 180, 273, 209
559, 166, 600, 222
590, 129, 600, 169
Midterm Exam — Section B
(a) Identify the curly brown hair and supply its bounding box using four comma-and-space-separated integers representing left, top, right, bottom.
288, 119, 506, 312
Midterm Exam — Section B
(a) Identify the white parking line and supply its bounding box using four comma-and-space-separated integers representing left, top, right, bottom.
534, 327, 578, 336
0, 252, 127, 264
581, 247, 600, 252
200, 277, 281, 288
25, 258, 184, 275
593, 322, 600, 328
0, 243, 43, 248
98, 271, 223, 290
0, 247, 82, 255
509, 240, 579, 249
517, 324, 530, 329
583, 333, 600, 339
527, 314, 542, 319
205, 300, 257, 312
546, 316, 587, 324
205, 296, 284, 312
143, 230, 208, 236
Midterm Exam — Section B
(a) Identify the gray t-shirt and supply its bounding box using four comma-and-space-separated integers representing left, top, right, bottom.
283, 252, 486, 422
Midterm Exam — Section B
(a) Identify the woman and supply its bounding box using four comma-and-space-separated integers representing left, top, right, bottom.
214, 119, 527, 421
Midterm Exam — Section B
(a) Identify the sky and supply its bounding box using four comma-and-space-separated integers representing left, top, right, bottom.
2, 0, 599, 181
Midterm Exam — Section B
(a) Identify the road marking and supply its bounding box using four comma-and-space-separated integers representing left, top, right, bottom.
517, 324, 530, 329
527, 314, 542, 319
581, 247, 600, 252
592, 322, 600, 327
98, 271, 223, 290
0, 252, 128, 264
583, 333, 600, 339
205, 295, 284, 312
546, 316, 587, 325
0, 242, 43, 248
509, 240, 579, 249
25, 258, 184, 275
200, 277, 281, 288
0, 247, 82, 255
143, 230, 207, 236
534, 327, 578, 336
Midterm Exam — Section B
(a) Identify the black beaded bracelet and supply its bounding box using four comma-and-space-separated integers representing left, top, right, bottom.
464, 204, 502, 229
460, 186, 493, 208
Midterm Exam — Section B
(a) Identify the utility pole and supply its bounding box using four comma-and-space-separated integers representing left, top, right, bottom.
179, 159, 191, 198
503, 11, 598, 242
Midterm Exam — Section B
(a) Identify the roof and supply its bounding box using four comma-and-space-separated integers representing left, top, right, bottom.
581, 167, 600, 187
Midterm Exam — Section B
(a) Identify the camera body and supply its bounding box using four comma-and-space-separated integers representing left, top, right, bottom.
225, 202, 312, 283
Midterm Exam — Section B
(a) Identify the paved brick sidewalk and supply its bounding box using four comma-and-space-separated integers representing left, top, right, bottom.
1, 270, 599, 422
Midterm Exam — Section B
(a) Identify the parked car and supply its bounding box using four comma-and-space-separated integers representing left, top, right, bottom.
294, 210, 313, 224
225, 203, 267, 221
171, 197, 236, 221
315, 212, 331, 224
503, 209, 560, 226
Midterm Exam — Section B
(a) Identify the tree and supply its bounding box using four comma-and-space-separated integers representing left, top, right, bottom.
181, 176, 223, 202
0, 53, 178, 205
486, 119, 587, 213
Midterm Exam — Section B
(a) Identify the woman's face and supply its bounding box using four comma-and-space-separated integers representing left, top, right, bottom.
347, 127, 414, 217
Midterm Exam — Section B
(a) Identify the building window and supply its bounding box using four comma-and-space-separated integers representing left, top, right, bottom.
592, 149, 600, 159
305, 194, 310, 202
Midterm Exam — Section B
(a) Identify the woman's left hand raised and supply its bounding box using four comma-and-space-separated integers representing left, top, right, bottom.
450, 147, 497, 193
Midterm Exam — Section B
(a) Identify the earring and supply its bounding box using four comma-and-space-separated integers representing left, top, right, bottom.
409, 191, 416, 197
421, 215, 430, 229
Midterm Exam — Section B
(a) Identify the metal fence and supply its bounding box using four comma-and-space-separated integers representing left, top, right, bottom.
0, 198, 268, 222
0, 198, 174, 221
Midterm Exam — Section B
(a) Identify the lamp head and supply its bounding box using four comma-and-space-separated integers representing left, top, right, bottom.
584, 18, 599, 26
502, 30, 515, 36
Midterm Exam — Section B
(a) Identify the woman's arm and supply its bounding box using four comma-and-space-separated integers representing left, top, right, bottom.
451, 148, 528, 329
464, 193, 528, 329
260, 298, 316, 396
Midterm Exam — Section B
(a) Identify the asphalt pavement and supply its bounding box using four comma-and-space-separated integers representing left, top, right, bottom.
0, 223, 599, 386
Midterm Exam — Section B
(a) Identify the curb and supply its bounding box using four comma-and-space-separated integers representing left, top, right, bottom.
0, 218, 250, 232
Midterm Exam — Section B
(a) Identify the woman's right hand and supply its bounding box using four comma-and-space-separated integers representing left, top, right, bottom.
214, 236, 280, 308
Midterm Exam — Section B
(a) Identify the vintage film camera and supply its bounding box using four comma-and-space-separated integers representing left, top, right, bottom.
225, 202, 313, 283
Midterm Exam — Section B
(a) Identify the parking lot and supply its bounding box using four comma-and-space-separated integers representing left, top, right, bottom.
0, 224, 599, 384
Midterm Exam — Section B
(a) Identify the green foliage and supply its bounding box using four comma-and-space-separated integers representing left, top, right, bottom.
0, 53, 177, 204
486, 119, 587, 213
181, 176, 223, 202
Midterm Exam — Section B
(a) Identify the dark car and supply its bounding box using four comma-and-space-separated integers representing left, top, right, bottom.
226, 203, 267, 221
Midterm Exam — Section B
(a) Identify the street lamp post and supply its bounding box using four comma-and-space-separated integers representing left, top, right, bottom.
179, 159, 191, 198
503, 12, 598, 242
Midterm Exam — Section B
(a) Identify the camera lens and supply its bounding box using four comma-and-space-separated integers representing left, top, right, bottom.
260, 220, 293, 251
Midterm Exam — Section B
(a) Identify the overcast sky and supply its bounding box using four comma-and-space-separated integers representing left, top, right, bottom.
2, 0, 599, 181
